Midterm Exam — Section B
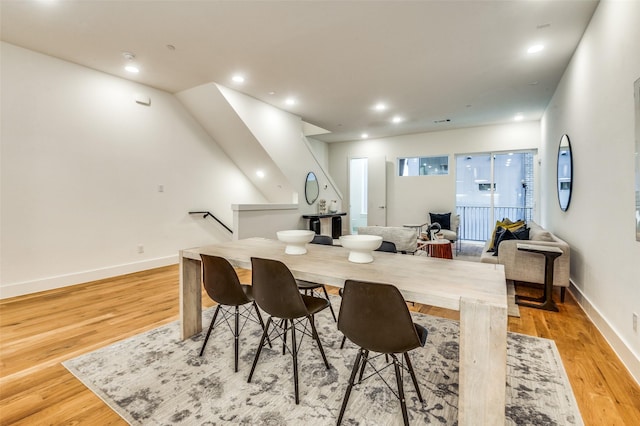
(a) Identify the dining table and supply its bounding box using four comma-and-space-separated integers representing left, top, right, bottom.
179, 237, 507, 425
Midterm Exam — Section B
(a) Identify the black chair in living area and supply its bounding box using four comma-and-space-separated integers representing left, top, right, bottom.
248, 257, 331, 404
377, 240, 398, 253
199, 254, 270, 372
296, 235, 338, 322
336, 279, 429, 426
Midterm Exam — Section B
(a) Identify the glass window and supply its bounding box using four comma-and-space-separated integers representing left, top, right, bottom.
398, 155, 449, 176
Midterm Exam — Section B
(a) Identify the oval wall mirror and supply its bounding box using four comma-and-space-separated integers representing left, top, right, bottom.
305, 172, 319, 205
557, 134, 573, 211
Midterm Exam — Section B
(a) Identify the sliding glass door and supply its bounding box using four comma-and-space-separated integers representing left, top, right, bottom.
456, 151, 535, 241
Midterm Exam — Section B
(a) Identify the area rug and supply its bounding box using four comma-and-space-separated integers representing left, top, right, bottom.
63, 298, 581, 425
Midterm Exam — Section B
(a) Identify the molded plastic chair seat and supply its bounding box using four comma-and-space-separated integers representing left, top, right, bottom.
199, 254, 269, 373
248, 257, 331, 405
336, 279, 428, 425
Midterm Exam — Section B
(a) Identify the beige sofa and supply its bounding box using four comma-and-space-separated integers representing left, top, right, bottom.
480, 221, 570, 302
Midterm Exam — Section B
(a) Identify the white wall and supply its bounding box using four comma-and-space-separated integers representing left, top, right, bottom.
541, 0, 640, 379
0, 43, 266, 298
328, 121, 540, 228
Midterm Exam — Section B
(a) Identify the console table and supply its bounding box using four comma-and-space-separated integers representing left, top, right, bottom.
302, 212, 347, 239
515, 243, 562, 312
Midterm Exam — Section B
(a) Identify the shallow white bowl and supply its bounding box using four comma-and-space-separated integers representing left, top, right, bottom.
339, 235, 383, 263
276, 230, 316, 255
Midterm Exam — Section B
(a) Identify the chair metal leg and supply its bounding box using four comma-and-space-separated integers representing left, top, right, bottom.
321, 285, 337, 322
358, 350, 369, 382
404, 352, 423, 402
337, 348, 364, 425
291, 320, 300, 404
234, 306, 240, 372
199, 305, 221, 356
248, 317, 272, 383
309, 315, 330, 369
392, 354, 410, 426
340, 335, 346, 349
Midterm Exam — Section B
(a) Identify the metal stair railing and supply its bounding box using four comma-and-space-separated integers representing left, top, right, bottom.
189, 211, 233, 234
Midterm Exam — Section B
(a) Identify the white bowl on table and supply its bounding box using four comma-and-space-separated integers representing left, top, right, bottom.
339, 235, 383, 263
276, 230, 316, 255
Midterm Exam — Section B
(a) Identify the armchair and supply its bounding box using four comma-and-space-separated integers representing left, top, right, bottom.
427, 212, 460, 253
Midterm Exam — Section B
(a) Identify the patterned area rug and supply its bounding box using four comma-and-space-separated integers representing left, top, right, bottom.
63, 299, 581, 425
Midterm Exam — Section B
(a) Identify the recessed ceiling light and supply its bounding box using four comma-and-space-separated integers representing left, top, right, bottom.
256, 170, 265, 178
268, 91, 276, 95
527, 44, 544, 54
373, 103, 387, 111
232, 75, 245, 83
122, 52, 139, 73
392, 116, 403, 124
361, 133, 369, 139
285, 98, 296, 106
514, 113, 524, 121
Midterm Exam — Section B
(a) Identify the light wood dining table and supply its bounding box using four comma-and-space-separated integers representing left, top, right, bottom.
179, 237, 507, 425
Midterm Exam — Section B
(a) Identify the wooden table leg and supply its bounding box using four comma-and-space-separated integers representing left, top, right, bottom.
459, 298, 507, 425
179, 254, 202, 340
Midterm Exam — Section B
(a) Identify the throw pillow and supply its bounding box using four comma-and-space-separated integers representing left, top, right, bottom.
493, 226, 530, 256
429, 212, 451, 230
487, 219, 525, 251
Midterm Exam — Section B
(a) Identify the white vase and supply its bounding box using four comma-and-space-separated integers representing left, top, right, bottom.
329, 200, 338, 213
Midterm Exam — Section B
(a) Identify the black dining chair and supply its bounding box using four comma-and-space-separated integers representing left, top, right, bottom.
376, 240, 398, 253
336, 279, 429, 426
199, 254, 270, 372
296, 235, 338, 322
248, 257, 331, 404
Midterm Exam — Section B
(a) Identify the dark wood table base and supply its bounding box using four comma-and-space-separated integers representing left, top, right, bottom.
515, 244, 562, 312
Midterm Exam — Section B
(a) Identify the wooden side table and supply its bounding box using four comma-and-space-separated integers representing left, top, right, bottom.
418, 239, 453, 259
515, 243, 562, 312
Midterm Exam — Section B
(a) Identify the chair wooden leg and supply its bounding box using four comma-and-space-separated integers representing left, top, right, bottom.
252, 301, 272, 348
291, 320, 300, 404
321, 285, 337, 322
561, 287, 566, 303
392, 354, 410, 426
282, 319, 288, 355
199, 305, 221, 356
358, 350, 369, 382
234, 306, 240, 372
337, 348, 364, 425
248, 317, 272, 383
309, 315, 330, 369
404, 352, 423, 402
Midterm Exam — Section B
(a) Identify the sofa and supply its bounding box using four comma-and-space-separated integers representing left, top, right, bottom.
357, 226, 418, 253
480, 221, 570, 302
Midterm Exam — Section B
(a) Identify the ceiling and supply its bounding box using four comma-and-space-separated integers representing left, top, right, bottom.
0, 0, 599, 143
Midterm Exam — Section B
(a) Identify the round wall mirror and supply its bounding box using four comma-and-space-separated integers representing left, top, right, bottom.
305, 172, 319, 205
557, 134, 573, 211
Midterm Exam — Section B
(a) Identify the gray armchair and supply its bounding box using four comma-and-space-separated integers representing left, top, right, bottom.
427, 213, 460, 253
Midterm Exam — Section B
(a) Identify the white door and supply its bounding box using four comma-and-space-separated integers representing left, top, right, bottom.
367, 156, 387, 226
349, 156, 387, 233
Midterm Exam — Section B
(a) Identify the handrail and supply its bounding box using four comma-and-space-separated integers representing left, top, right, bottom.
189, 211, 233, 234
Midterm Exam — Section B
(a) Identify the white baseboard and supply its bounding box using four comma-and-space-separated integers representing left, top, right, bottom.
569, 281, 640, 386
0, 255, 178, 300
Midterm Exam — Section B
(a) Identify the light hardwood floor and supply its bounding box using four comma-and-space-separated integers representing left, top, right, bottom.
1, 265, 639, 425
